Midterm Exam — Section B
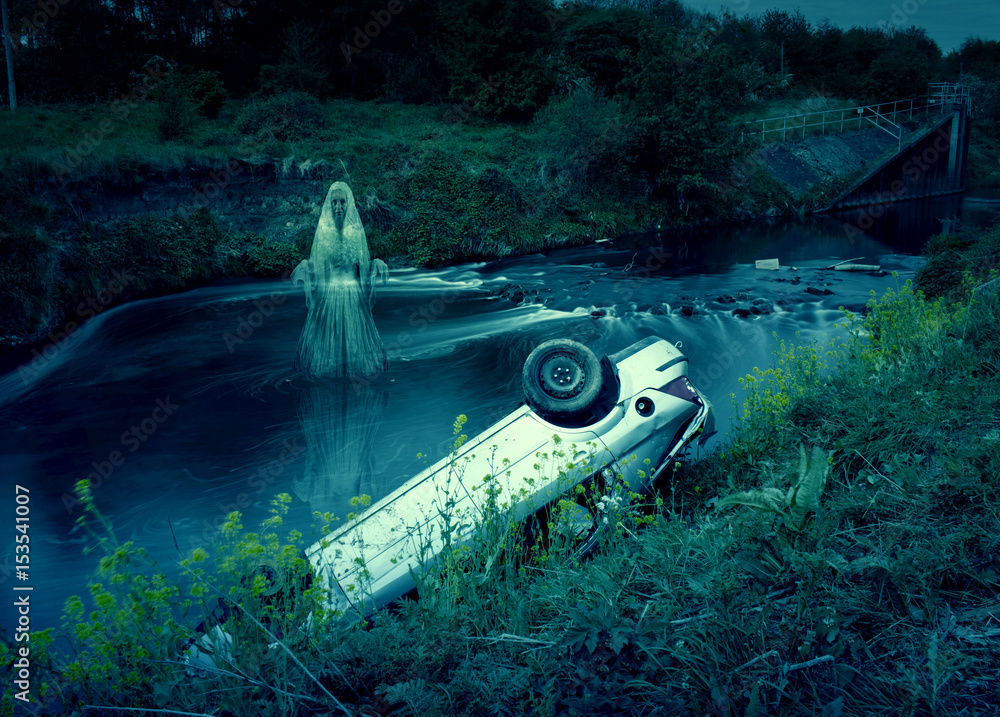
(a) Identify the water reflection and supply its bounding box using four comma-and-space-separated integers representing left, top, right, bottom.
293, 380, 388, 521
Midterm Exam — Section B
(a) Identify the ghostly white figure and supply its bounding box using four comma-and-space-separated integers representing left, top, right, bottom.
292, 182, 389, 378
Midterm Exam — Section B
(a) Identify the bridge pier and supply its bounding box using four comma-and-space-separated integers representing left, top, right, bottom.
823, 103, 971, 212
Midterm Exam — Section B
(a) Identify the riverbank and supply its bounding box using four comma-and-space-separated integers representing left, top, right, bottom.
0, 94, 991, 354
7, 221, 997, 716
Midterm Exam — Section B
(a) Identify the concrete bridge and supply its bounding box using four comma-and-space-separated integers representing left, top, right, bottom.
747, 83, 972, 211
823, 89, 971, 211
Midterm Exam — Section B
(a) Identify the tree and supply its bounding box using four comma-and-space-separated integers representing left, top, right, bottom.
1, 0, 15, 110
434, 0, 557, 117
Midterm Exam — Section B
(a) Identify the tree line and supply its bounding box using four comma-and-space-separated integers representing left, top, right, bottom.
2, 0, 997, 209
1, 0, 993, 107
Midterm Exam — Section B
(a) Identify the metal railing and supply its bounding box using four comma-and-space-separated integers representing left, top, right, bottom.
744, 83, 971, 146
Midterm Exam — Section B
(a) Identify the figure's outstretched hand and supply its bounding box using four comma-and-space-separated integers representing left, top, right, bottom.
368, 259, 389, 305
292, 259, 317, 309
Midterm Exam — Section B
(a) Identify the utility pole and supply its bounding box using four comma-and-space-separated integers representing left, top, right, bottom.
780, 40, 784, 76
1, 0, 16, 111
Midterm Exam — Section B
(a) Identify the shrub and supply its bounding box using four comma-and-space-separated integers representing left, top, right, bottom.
155, 81, 197, 140
183, 69, 227, 117
387, 150, 528, 266
434, 0, 557, 117
233, 92, 324, 143
47, 483, 331, 715
241, 232, 303, 277
531, 80, 638, 199
153, 67, 226, 139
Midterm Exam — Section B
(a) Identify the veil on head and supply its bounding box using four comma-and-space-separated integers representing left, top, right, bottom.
311, 181, 370, 267
293, 181, 381, 309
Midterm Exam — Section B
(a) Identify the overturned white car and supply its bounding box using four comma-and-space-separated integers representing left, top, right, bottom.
307, 335, 716, 618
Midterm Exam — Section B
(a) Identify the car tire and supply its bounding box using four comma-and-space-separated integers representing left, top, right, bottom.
522, 339, 604, 422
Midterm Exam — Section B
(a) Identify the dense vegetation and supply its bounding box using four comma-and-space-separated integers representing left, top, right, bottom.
2, 221, 997, 716
2, 0, 999, 349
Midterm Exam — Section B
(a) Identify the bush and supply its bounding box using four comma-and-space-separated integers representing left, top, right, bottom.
555, 6, 648, 96
387, 150, 528, 266
153, 67, 227, 139
531, 80, 638, 199
233, 92, 325, 142
0, 179, 61, 341
241, 233, 303, 277
155, 80, 197, 140
434, 0, 557, 117
258, 63, 329, 98
916, 226, 1000, 299
44, 484, 329, 715
183, 69, 227, 117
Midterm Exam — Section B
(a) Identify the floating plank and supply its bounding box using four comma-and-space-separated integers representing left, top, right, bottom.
829, 263, 881, 272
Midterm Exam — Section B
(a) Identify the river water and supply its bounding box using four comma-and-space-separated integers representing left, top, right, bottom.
1, 193, 995, 632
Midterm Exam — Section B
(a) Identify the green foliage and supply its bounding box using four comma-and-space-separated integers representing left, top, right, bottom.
730, 333, 830, 461
917, 225, 1000, 298
155, 80, 198, 140
153, 65, 227, 139
52, 479, 197, 711
616, 16, 748, 213
233, 92, 325, 142
0, 178, 61, 340
434, 0, 556, 117
258, 20, 330, 97
717, 444, 832, 533
387, 149, 528, 266
240, 232, 304, 277
97, 213, 227, 290
40, 483, 335, 716
554, 6, 649, 96
530, 80, 639, 198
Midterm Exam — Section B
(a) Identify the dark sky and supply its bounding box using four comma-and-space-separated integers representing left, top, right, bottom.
681, 0, 1000, 53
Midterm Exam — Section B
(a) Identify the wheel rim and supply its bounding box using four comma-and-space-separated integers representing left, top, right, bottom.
537, 351, 586, 399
